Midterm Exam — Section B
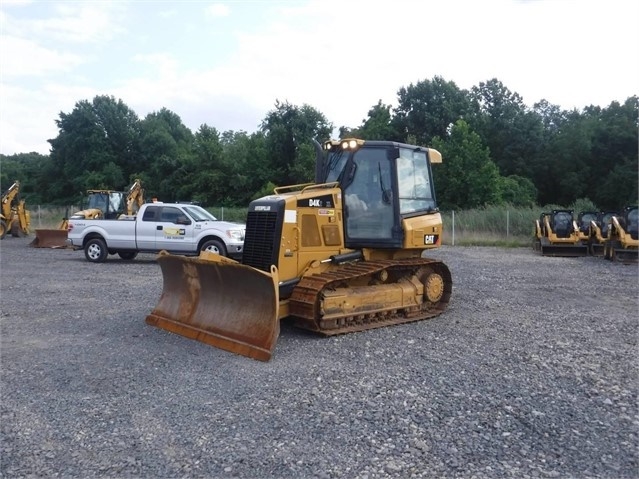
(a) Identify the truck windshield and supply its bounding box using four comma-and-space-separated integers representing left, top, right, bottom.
183, 205, 218, 221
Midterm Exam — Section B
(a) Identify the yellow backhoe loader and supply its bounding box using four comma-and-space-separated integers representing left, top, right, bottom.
31, 179, 145, 248
146, 139, 452, 361
1, 180, 31, 239
603, 205, 638, 263
533, 209, 588, 257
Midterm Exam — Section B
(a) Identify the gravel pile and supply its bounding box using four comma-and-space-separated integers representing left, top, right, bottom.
1, 236, 637, 478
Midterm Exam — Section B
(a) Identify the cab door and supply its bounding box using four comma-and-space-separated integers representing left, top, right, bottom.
135, 205, 161, 250
154, 206, 194, 252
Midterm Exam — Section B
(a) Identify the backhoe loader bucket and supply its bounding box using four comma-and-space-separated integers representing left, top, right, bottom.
30, 229, 69, 248
145, 251, 280, 361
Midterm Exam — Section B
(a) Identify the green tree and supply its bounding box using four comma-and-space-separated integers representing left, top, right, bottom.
0, 152, 53, 204
138, 108, 195, 202
431, 120, 501, 209
588, 97, 638, 209
340, 100, 399, 141
393, 76, 471, 145
260, 100, 333, 186
468, 79, 544, 179
48, 95, 141, 202
498, 175, 537, 207
221, 130, 271, 205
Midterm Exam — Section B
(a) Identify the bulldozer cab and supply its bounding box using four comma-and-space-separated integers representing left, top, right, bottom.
322, 140, 440, 249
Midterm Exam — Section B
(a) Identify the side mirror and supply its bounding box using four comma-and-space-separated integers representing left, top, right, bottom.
176, 217, 191, 225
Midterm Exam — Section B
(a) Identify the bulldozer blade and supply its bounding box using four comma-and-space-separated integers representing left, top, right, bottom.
30, 229, 69, 248
145, 252, 280, 361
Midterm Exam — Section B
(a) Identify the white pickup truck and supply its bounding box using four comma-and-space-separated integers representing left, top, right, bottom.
67, 202, 245, 263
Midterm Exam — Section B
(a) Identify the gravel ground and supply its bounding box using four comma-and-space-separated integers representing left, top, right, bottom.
1, 236, 637, 479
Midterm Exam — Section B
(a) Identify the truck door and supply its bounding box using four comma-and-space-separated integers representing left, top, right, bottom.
135, 205, 161, 250
155, 206, 194, 252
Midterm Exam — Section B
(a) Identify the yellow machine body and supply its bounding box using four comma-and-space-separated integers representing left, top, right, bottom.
146, 139, 452, 361
603, 206, 638, 263
1, 181, 31, 239
533, 209, 588, 257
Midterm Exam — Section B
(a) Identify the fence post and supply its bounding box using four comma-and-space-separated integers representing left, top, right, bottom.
507, 210, 510, 238
38, 205, 41, 227
452, 210, 455, 246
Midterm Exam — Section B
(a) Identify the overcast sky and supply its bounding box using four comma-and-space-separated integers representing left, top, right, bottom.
1, 0, 637, 156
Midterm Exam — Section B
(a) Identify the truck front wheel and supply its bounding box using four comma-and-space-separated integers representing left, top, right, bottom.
201, 239, 227, 257
85, 238, 108, 263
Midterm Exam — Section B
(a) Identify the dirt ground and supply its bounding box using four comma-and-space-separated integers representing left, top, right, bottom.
1, 237, 637, 478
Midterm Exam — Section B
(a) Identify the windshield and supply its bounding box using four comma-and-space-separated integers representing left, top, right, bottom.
397, 148, 435, 214
325, 151, 350, 183
183, 205, 218, 221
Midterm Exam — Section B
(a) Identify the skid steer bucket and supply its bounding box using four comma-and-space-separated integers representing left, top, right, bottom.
30, 229, 68, 248
145, 251, 280, 361
539, 240, 588, 257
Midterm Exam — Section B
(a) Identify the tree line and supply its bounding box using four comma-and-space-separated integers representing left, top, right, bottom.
1, 76, 637, 212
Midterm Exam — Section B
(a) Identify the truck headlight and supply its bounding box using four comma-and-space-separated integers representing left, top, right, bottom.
226, 229, 245, 241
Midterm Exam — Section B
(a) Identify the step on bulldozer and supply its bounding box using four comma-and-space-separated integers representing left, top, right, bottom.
603, 205, 638, 263
146, 139, 452, 361
31, 179, 144, 248
533, 209, 588, 256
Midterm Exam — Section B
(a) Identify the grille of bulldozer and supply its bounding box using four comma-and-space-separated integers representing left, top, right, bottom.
242, 211, 279, 272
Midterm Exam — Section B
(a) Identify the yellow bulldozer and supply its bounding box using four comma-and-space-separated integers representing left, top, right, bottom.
603, 205, 638, 263
146, 138, 452, 361
1, 180, 31, 240
31, 179, 145, 248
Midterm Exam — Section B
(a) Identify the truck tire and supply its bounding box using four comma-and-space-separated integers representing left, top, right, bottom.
118, 251, 138, 260
85, 238, 108, 263
201, 239, 227, 257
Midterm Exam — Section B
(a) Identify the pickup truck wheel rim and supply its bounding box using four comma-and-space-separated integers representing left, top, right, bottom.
87, 243, 102, 260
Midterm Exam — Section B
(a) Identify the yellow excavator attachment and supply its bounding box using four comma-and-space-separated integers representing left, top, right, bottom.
145, 251, 280, 361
